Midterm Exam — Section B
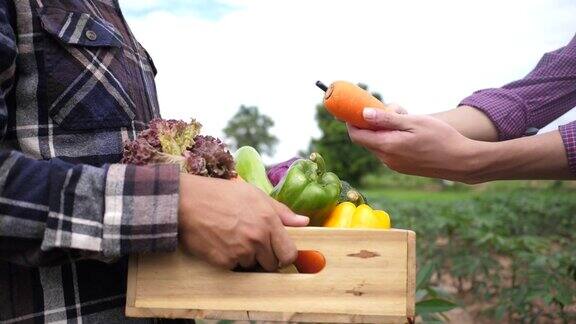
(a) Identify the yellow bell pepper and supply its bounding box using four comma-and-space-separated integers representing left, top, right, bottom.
323, 202, 391, 229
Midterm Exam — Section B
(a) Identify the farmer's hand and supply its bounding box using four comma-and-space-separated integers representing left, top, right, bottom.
348, 108, 481, 183
386, 102, 408, 115
178, 174, 309, 271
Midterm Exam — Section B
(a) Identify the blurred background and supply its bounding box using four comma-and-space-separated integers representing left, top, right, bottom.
120, 0, 576, 322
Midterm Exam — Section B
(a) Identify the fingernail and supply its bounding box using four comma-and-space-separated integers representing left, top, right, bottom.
363, 108, 376, 120
296, 214, 310, 223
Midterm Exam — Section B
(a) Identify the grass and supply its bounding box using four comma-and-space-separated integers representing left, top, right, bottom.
363, 188, 476, 204
361, 179, 576, 205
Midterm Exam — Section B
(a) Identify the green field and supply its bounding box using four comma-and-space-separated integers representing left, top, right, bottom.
362, 185, 576, 323
363, 188, 475, 204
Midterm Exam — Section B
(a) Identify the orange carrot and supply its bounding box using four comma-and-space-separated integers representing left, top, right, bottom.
317, 80, 392, 129
293, 250, 326, 274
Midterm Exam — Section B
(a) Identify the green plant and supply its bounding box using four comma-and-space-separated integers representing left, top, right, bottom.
378, 188, 576, 322
415, 262, 458, 322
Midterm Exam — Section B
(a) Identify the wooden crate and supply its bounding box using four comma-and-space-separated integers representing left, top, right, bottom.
126, 227, 416, 323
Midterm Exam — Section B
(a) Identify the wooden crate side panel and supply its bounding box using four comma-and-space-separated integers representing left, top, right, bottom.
127, 228, 413, 323
406, 230, 416, 318
126, 255, 138, 308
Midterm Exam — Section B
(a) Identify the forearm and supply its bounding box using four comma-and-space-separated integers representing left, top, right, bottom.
468, 130, 574, 183
431, 106, 499, 142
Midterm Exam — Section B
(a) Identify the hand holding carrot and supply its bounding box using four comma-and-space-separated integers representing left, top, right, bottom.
317, 81, 406, 128
348, 108, 480, 183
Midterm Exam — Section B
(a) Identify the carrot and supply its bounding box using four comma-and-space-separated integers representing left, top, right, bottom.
317, 80, 392, 129
293, 250, 326, 274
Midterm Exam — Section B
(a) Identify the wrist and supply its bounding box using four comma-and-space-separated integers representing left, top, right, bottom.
178, 174, 194, 232
460, 139, 499, 184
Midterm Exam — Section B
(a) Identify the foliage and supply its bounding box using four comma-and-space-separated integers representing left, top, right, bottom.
364, 188, 473, 204
308, 84, 383, 186
224, 105, 278, 157
361, 169, 440, 190
370, 188, 576, 322
416, 262, 458, 322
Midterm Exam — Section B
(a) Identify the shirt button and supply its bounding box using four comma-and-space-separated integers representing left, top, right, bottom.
85, 30, 98, 41
524, 127, 539, 136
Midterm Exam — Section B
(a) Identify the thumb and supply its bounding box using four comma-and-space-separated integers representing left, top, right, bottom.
274, 201, 310, 227
387, 103, 408, 114
363, 108, 413, 130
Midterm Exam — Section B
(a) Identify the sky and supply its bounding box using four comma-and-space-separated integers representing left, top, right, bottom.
120, 0, 576, 163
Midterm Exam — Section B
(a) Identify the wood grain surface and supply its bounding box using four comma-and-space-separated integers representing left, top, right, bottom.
126, 227, 415, 323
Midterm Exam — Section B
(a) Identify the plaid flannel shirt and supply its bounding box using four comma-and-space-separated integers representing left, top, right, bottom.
0, 0, 182, 323
460, 34, 576, 174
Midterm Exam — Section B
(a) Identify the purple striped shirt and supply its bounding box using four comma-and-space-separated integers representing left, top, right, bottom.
460, 34, 576, 175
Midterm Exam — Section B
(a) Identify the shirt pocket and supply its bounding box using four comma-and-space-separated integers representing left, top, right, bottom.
38, 6, 135, 131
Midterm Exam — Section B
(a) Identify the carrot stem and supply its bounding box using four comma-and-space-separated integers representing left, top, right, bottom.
315, 81, 328, 92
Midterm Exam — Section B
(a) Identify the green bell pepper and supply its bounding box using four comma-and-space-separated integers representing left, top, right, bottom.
271, 153, 341, 226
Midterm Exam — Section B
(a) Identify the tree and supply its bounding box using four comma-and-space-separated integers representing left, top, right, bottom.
308, 84, 383, 186
224, 105, 279, 156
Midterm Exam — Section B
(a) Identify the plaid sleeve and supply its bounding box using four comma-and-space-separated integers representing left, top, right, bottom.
559, 121, 576, 175
0, 150, 180, 266
460, 35, 576, 141
0, 0, 16, 136
101, 164, 180, 256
